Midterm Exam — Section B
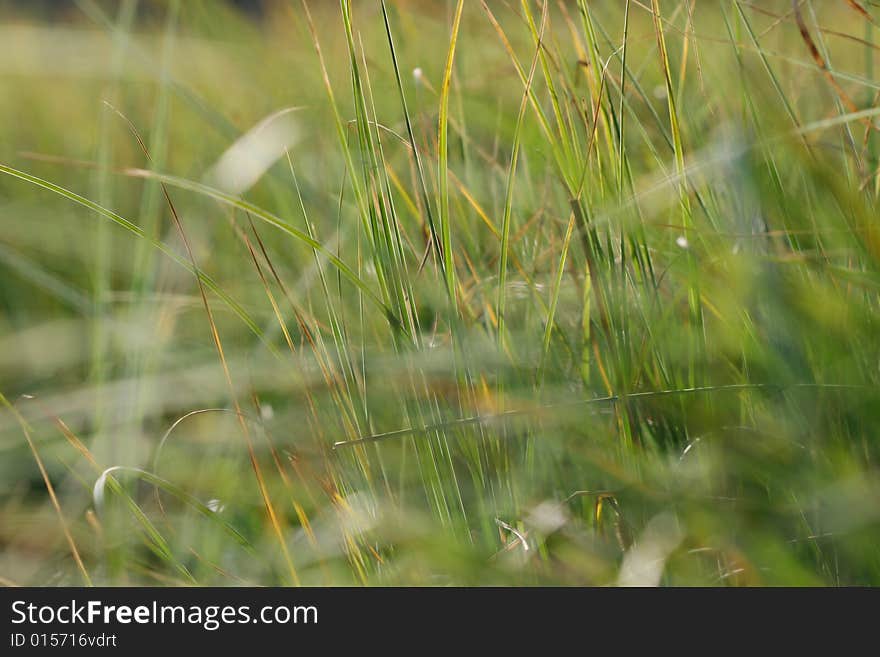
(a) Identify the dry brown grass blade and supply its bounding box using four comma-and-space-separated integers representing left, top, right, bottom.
55, 417, 99, 469
844, 0, 875, 25
243, 231, 298, 359
102, 102, 301, 586
792, 2, 867, 124
0, 393, 92, 585
239, 230, 326, 453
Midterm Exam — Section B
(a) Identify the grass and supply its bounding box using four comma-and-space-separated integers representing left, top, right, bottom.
1, 0, 880, 586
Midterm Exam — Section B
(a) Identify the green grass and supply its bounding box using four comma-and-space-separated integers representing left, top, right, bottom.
1, 0, 880, 586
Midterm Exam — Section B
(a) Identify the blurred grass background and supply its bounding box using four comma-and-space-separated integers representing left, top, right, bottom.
1, 0, 879, 586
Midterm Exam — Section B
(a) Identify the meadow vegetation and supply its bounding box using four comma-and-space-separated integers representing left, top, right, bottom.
1, 0, 880, 586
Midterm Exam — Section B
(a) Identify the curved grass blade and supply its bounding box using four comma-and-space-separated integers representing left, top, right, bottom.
122, 167, 400, 328
93, 466, 254, 552
0, 163, 267, 344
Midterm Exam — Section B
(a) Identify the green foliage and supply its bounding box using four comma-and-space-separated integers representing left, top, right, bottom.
1, 0, 879, 586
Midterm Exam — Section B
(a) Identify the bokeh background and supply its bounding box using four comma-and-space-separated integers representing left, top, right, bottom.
1, 0, 879, 586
